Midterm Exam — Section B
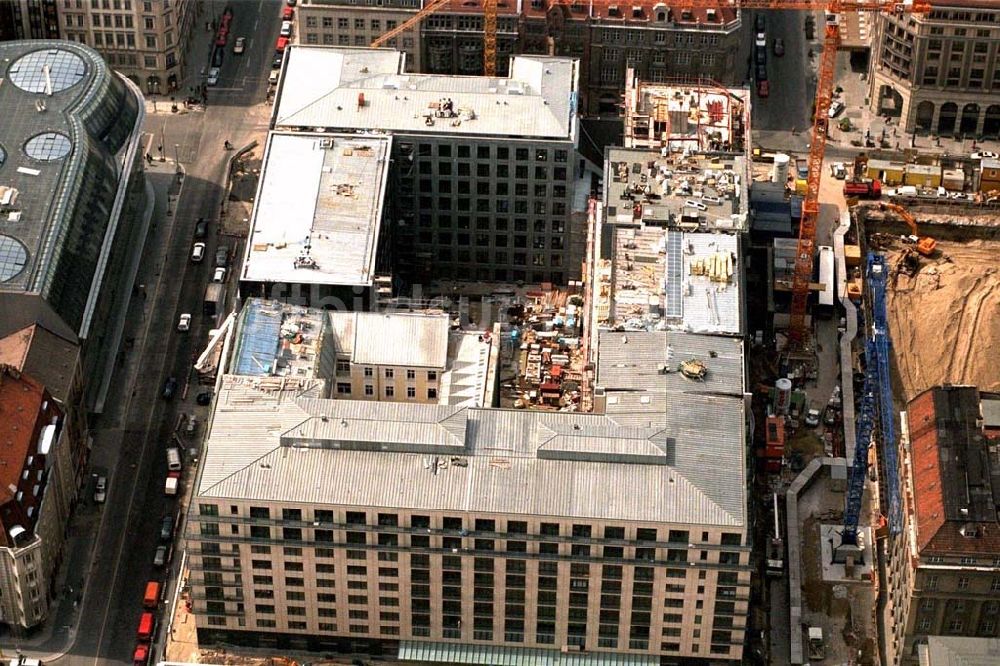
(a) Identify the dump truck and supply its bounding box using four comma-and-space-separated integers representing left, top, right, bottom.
843, 178, 881, 199
808, 627, 826, 661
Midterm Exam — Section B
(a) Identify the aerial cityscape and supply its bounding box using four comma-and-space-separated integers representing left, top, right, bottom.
2, 1, 1000, 665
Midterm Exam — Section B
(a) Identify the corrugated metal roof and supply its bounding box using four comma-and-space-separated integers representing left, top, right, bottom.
398, 641, 659, 665
198, 379, 745, 526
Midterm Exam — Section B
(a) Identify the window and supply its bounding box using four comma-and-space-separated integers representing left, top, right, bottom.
385, 386, 394, 397
336, 382, 352, 395
427, 388, 438, 400
406, 386, 416, 399
384, 368, 394, 379
958, 577, 970, 590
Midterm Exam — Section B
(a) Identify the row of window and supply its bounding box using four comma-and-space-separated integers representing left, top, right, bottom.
197, 506, 744, 548
335, 383, 436, 399
335, 363, 438, 381
304, 16, 408, 32
414, 233, 564, 251
413, 179, 569, 199
407, 216, 566, 235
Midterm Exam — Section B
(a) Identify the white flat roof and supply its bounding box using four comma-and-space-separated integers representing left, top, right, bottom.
274, 46, 578, 142
241, 132, 390, 287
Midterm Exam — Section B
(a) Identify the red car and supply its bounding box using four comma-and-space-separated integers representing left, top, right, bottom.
282, 6, 294, 19
276, 36, 289, 52
757, 80, 770, 98
133, 644, 150, 666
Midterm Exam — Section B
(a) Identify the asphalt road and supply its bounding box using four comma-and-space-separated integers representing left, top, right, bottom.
750, 9, 819, 134
49, 2, 276, 664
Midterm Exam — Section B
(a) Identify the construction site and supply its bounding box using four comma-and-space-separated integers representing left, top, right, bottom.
857, 204, 1000, 402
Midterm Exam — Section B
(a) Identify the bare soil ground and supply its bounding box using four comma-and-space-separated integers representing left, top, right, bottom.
884, 239, 1000, 401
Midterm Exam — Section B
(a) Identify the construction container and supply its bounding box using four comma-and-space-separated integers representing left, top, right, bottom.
942, 168, 964, 191
866, 159, 905, 185
844, 244, 862, 268
903, 163, 941, 188
979, 158, 1000, 193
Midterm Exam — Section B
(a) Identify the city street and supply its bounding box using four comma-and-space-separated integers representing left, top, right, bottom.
7, 1, 275, 663
751, 9, 819, 134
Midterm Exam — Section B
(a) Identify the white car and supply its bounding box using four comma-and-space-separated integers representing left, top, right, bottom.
191, 242, 206, 263
971, 151, 999, 160
804, 408, 821, 428
207, 67, 220, 86
233, 36, 246, 54
755, 31, 766, 48
280, 20, 292, 37
830, 162, 847, 179
94, 476, 107, 503
213, 267, 227, 283
177, 313, 192, 332
827, 101, 845, 118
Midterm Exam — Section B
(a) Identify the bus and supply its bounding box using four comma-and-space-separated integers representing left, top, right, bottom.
817, 245, 835, 319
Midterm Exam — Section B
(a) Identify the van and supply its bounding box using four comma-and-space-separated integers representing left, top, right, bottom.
143, 581, 160, 609
166, 447, 182, 472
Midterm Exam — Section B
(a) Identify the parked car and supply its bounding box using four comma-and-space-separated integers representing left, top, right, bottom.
827, 101, 845, 118
755, 13, 766, 32
830, 162, 847, 179
286, 0, 296, 5
177, 313, 192, 332
206, 67, 220, 86
194, 218, 208, 239
213, 267, 227, 283
162, 377, 178, 400
282, 6, 294, 19
153, 545, 168, 567
804, 408, 821, 428
94, 476, 107, 503
191, 242, 206, 262
159, 515, 174, 542
773, 37, 785, 56
275, 36, 289, 52
823, 407, 838, 427
280, 21, 292, 37
215, 246, 229, 268
233, 36, 246, 54
971, 151, 999, 160
212, 48, 224, 68
755, 31, 766, 47
196, 391, 213, 406
268, 70, 280, 86
272, 52, 284, 69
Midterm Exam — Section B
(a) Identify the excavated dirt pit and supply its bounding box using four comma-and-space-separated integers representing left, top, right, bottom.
882, 239, 1000, 401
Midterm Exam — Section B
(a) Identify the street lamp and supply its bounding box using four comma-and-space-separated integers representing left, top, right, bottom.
174, 143, 181, 175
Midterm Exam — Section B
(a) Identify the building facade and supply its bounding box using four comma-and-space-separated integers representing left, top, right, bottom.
272, 46, 582, 286
296, 0, 422, 71
867, 0, 1000, 136
46, 0, 195, 94
882, 386, 1000, 666
0, 41, 148, 411
0, 366, 79, 631
0, 0, 61, 40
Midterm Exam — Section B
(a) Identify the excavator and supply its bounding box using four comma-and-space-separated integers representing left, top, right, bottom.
878, 202, 937, 256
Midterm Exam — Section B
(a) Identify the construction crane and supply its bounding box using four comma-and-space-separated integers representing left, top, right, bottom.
371, 1, 929, 340
878, 202, 937, 256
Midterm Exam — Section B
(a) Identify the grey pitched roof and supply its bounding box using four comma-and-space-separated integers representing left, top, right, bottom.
197, 376, 746, 527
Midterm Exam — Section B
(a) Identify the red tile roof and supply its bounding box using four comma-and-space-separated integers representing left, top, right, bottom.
907, 386, 1000, 556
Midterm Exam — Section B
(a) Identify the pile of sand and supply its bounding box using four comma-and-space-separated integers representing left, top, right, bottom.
886, 240, 1000, 401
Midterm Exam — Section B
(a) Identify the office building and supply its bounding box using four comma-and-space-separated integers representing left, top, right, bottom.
867, 0, 1000, 136
296, 0, 422, 70
0, 0, 60, 41
0, 41, 148, 411
882, 386, 1000, 666
239, 132, 392, 307
0, 365, 80, 630
272, 46, 581, 286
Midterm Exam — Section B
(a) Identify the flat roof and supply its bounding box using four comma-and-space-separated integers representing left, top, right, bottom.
604, 147, 748, 232
196, 377, 745, 527
598, 224, 743, 336
274, 46, 578, 142
330, 311, 450, 368
242, 132, 390, 287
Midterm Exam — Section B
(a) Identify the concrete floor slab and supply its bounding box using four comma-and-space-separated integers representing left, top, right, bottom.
820, 523, 875, 582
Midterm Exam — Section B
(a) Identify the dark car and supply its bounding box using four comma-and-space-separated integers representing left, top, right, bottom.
756, 64, 768, 82
160, 515, 174, 542
272, 52, 283, 69
755, 47, 766, 66
773, 37, 785, 57
212, 48, 224, 68
194, 218, 208, 239
196, 391, 213, 406
162, 377, 178, 400
755, 13, 766, 32
215, 246, 229, 268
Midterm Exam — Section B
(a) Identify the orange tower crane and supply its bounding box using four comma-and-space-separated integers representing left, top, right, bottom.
372, 0, 931, 344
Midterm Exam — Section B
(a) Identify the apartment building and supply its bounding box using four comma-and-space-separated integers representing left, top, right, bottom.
272, 46, 581, 286
0, 0, 60, 40
50, 0, 195, 94
295, 0, 422, 71
0, 366, 80, 631
867, 0, 1000, 136
0, 41, 148, 412
882, 386, 1000, 666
